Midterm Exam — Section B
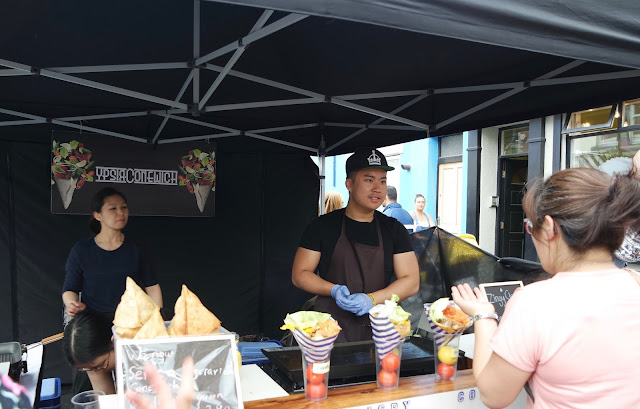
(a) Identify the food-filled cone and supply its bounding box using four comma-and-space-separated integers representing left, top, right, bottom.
370, 312, 405, 390
424, 302, 468, 381
194, 183, 211, 212
424, 302, 468, 348
293, 327, 338, 401
55, 177, 76, 209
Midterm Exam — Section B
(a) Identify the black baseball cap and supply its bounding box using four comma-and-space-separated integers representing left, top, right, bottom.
345, 147, 395, 176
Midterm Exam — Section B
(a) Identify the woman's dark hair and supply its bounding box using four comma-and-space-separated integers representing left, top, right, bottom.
414, 194, 425, 201
88, 187, 127, 234
63, 310, 114, 366
523, 167, 640, 253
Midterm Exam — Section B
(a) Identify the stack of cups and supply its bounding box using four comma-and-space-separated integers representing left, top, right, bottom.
424, 303, 467, 381
370, 313, 404, 390
293, 327, 339, 401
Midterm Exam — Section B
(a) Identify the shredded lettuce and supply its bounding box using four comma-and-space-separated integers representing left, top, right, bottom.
280, 311, 331, 332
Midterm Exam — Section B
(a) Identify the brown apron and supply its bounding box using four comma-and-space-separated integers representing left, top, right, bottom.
314, 214, 385, 342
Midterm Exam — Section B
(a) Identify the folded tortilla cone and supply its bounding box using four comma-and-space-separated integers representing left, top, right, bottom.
134, 308, 168, 339
113, 277, 159, 338
167, 285, 221, 336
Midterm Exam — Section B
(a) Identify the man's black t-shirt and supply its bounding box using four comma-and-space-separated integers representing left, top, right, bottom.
299, 208, 413, 284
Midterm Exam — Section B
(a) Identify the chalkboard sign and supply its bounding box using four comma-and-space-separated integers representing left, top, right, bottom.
479, 281, 523, 321
115, 333, 243, 409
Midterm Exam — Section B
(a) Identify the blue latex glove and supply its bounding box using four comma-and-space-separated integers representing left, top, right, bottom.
345, 293, 374, 316
331, 284, 358, 312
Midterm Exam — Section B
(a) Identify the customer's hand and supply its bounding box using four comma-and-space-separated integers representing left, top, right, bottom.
451, 284, 495, 317
331, 284, 358, 312
126, 357, 194, 409
344, 293, 373, 316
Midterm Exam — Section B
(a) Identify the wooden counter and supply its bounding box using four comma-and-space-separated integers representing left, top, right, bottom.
245, 369, 478, 409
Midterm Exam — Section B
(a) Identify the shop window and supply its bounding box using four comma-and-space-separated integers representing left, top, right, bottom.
500, 125, 529, 156
622, 99, 640, 144
563, 105, 617, 135
569, 133, 640, 169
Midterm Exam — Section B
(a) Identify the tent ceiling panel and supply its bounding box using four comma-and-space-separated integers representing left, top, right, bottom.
1, 0, 639, 154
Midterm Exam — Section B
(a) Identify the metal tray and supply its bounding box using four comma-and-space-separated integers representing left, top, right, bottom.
261, 336, 440, 388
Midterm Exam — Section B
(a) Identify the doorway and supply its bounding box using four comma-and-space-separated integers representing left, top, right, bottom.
498, 158, 528, 257
437, 162, 463, 234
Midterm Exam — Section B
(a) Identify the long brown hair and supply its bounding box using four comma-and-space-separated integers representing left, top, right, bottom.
324, 191, 344, 214
523, 167, 640, 253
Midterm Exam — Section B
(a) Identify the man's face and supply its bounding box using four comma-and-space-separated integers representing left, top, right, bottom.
346, 168, 387, 211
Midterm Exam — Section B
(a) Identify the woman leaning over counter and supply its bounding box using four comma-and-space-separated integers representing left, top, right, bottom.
453, 167, 640, 408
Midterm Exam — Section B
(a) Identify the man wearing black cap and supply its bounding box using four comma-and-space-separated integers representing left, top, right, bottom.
292, 147, 419, 342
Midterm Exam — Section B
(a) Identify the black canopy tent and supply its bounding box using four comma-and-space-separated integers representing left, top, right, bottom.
1, 0, 639, 382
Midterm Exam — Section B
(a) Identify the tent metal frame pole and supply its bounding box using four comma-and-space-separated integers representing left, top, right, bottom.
204, 63, 427, 128
0, 58, 189, 110
0, 107, 146, 142
158, 132, 240, 144
324, 122, 423, 131
437, 60, 586, 130
318, 137, 326, 215
195, 13, 307, 66
204, 97, 320, 112
0, 63, 188, 76
58, 112, 150, 121
0, 119, 45, 127
193, 0, 201, 106
156, 112, 317, 152
198, 10, 273, 109
152, 71, 195, 143
327, 93, 430, 152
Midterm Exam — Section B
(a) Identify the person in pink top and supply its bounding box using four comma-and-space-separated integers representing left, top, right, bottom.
451, 166, 640, 409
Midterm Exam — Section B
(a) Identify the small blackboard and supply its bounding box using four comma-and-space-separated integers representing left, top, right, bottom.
479, 281, 523, 321
115, 333, 243, 409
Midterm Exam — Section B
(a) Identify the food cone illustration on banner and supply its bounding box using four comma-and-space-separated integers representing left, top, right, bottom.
178, 149, 216, 213
55, 176, 76, 209
425, 298, 472, 381
195, 183, 211, 212
280, 311, 341, 401
51, 140, 94, 209
369, 294, 411, 389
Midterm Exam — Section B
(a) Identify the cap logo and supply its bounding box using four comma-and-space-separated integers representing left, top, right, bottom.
367, 150, 382, 166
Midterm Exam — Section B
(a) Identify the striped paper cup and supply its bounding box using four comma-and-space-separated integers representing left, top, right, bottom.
293, 327, 339, 363
369, 313, 404, 357
423, 302, 470, 347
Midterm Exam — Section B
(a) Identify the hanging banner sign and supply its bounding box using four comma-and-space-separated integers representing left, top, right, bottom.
50, 132, 216, 216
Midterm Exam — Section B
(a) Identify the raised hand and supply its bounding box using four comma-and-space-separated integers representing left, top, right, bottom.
451, 283, 495, 317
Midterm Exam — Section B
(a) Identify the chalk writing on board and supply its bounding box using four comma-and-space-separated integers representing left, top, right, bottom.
479, 281, 523, 321
115, 333, 243, 409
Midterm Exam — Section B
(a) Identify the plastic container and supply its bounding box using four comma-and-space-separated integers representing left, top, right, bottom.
237, 340, 282, 365
39, 378, 61, 409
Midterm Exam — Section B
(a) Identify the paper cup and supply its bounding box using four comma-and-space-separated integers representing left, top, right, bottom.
375, 339, 403, 389
293, 327, 338, 401
71, 390, 104, 409
370, 312, 405, 390
433, 332, 460, 381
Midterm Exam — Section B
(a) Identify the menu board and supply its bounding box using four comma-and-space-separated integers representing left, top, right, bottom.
115, 333, 243, 409
479, 281, 523, 321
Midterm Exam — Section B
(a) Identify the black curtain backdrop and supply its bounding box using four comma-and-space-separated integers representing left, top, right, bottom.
0, 140, 318, 384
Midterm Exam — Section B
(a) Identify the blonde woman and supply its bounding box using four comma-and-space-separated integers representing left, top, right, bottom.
324, 191, 344, 214
409, 194, 434, 231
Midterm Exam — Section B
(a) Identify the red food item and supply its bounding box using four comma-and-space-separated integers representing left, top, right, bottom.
305, 381, 327, 400
381, 352, 400, 372
377, 369, 398, 388
437, 363, 455, 380
306, 364, 325, 384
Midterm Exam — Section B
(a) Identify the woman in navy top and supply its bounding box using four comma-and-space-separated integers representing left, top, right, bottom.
61, 187, 162, 393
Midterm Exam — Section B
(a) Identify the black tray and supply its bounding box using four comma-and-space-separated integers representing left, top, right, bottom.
262, 337, 444, 388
